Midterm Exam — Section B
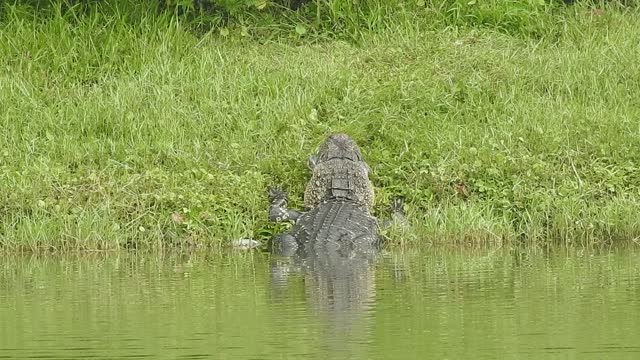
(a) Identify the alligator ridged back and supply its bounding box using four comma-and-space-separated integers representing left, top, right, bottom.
291, 200, 378, 255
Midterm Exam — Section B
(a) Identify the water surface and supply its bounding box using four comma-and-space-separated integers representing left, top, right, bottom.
1, 247, 639, 359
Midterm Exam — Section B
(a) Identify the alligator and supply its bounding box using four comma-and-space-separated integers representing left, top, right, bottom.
267, 133, 389, 258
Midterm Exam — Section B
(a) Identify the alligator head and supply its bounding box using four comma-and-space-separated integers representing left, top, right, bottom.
308, 133, 366, 169
303, 133, 374, 211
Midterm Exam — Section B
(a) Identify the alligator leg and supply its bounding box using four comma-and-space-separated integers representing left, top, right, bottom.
307, 154, 319, 169
267, 187, 301, 223
390, 196, 406, 222
268, 233, 298, 257
382, 196, 407, 228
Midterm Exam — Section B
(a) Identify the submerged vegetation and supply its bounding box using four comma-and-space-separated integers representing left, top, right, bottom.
1, 0, 640, 251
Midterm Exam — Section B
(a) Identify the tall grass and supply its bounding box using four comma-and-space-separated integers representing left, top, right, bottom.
1, 1, 639, 251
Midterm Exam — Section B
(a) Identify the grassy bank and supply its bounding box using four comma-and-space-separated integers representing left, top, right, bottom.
1, 1, 640, 251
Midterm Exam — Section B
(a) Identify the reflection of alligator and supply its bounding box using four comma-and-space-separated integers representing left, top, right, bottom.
267, 133, 379, 257
269, 240, 378, 358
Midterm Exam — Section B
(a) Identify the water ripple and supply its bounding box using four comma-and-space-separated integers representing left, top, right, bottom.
1, 249, 639, 359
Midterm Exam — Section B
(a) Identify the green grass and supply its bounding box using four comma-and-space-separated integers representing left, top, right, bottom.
1, 1, 640, 251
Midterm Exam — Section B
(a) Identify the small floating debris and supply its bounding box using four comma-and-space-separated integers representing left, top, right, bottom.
230, 239, 262, 250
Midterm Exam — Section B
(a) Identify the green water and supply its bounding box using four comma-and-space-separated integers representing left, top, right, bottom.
1, 248, 639, 359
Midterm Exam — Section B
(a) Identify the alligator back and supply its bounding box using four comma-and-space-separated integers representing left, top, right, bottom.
291, 199, 379, 257
304, 159, 374, 212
